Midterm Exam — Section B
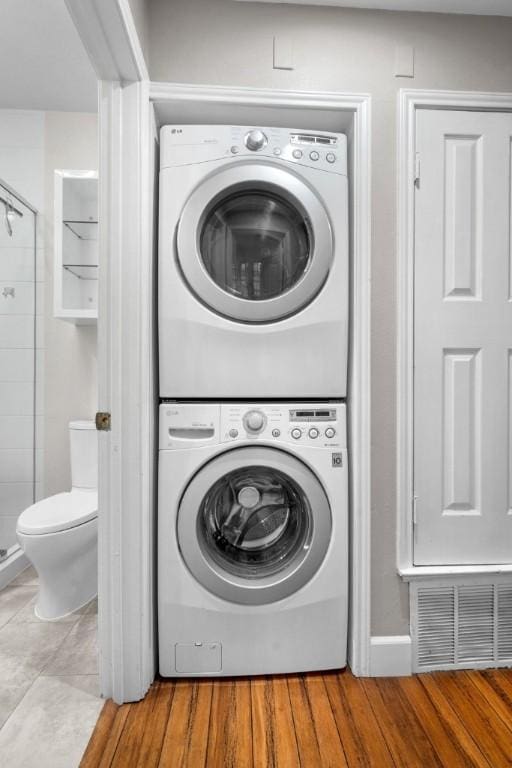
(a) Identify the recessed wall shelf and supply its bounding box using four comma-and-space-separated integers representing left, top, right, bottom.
54, 170, 98, 324
63, 264, 99, 280
63, 220, 98, 240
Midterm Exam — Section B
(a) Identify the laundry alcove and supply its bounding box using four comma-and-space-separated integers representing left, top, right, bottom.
92, 73, 371, 702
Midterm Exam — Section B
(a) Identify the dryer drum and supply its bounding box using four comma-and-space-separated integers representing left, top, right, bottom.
200, 465, 311, 579
200, 190, 311, 303
176, 163, 334, 323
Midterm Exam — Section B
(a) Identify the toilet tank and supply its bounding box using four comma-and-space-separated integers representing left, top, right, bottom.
69, 420, 98, 490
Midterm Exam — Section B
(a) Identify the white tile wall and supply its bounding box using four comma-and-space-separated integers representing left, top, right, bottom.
0, 317, 34, 349
0, 417, 35, 450
0, 110, 43, 550
0, 282, 35, 315
0, 351, 34, 382
0, 248, 35, 283
0, 384, 33, 417
0, 452, 34, 484
0, 485, 34, 517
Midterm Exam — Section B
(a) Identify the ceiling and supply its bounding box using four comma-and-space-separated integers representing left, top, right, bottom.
0, 0, 97, 112
235, 0, 512, 14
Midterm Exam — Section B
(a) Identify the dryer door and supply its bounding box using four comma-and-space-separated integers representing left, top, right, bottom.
177, 446, 332, 605
176, 164, 333, 322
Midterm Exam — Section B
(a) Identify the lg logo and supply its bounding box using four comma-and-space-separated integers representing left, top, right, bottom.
171, 128, 183, 135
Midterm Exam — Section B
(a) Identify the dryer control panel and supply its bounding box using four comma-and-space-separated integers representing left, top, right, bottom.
160, 125, 348, 176
159, 402, 346, 449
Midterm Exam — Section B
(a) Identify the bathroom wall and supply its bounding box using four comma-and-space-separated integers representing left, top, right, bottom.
0, 109, 98, 512
146, 0, 512, 636
0, 110, 44, 548
43, 111, 98, 497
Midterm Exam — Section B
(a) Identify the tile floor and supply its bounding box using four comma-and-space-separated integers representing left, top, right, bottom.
0, 565, 103, 767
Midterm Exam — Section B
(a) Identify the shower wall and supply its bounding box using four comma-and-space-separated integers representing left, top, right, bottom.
0, 111, 44, 552
0, 109, 98, 551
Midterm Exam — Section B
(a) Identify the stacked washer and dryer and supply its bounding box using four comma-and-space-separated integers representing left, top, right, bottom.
157, 125, 350, 676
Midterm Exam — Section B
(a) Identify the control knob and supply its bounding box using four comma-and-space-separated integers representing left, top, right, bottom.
244, 129, 268, 151
243, 409, 266, 433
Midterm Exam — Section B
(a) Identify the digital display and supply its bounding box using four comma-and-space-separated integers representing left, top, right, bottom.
290, 134, 338, 147
290, 409, 336, 422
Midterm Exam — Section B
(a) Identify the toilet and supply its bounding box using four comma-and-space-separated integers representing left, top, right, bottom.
17, 420, 98, 620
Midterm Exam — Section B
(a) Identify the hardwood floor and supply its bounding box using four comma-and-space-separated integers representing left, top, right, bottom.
80, 668, 512, 767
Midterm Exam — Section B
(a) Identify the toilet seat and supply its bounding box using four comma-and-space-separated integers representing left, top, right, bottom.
17, 490, 98, 536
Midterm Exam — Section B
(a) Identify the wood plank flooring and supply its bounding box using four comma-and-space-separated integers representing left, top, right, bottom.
80, 668, 512, 767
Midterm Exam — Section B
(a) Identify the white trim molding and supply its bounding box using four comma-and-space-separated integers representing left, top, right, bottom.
150, 82, 373, 677
97, 79, 156, 703
65, 0, 148, 82
396, 88, 512, 580
370, 636, 412, 677
401, 564, 512, 581
234, 0, 512, 14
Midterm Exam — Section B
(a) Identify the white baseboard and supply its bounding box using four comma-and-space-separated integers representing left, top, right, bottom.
370, 635, 412, 676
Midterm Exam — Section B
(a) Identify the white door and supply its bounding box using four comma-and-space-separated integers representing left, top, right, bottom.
414, 109, 512, 565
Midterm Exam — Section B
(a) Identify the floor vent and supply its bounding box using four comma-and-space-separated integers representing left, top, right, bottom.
411, 581, 512, 672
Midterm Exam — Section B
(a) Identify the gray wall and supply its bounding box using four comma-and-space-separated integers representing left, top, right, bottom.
43, 111, 98, 497
146, 0, 512, 635
128, 0, 150, 65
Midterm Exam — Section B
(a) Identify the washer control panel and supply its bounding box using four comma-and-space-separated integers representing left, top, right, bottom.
221, 403, 345, 448
159, 402, 346, 449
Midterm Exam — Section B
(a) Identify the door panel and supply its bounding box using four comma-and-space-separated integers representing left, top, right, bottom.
414, 109, 512, 565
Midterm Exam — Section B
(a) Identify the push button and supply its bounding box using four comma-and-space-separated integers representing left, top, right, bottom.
308, 427, 320, 439
291, 428, 302, 439
229, 428, 239, 438
272, 428, 281, 437
325, 427, 336, 439
292, 149, 303, 159
326, 152, 336, 164
309, 151, 319, 161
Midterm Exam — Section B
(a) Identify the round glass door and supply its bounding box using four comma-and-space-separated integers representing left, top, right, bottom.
177, 164, 333, 323
200, 191, 311, 302
177, 447, 332, 605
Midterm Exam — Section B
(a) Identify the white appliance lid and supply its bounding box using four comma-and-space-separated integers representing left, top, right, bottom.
17, 491, 97, 535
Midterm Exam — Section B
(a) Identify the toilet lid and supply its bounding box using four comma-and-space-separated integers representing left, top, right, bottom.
17, 491, 98, 535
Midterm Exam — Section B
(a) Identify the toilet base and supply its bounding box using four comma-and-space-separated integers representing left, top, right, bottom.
34, 590, 97, 622
17, 517, 98, 621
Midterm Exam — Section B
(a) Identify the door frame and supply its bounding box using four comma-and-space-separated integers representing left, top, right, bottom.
397, 89, 512, 580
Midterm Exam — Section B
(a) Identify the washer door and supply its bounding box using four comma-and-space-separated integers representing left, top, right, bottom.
176, 164, 333, 322
177, 447, 332, 605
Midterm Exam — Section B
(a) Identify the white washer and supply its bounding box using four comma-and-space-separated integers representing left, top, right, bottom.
158, 125, 349, 399
158, 402, 348, 676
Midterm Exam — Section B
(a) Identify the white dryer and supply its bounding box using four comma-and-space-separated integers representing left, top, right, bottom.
158, 125, 349, 399
158, 401, 348, 676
